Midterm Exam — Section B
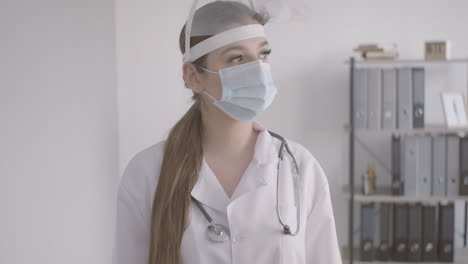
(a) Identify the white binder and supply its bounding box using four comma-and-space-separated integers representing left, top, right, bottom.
402, 135, 432, 196
447, 136, 460, 196
353, 68, 368, 129
367, 69, 382, 130
397, 68, 413, 129
382, 68, 397, 130
432, 136, 447, 196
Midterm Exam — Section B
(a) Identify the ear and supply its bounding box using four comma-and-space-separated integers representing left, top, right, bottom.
182, 62, 204, 93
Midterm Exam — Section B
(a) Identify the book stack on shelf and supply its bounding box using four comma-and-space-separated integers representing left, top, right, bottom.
353, 44, 399, 61
345, 57, 468, 264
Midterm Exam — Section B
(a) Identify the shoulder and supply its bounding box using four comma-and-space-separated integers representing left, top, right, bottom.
117, 140, 167, 223
119, 140, 166, 192
282, 138, 331, 214
284, 138, 329, 189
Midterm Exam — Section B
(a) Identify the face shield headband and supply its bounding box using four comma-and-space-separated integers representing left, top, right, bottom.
182, 0, 266, 62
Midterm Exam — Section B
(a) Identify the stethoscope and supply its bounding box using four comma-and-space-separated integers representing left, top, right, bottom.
191, 131, 301, 243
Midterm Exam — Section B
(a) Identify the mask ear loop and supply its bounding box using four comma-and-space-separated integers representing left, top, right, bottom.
199, 66, 218, 74
203, 90, 218, 102
198, 66, 219, 100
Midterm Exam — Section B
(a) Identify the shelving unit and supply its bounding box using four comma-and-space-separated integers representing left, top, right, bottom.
346, 57, 468, 264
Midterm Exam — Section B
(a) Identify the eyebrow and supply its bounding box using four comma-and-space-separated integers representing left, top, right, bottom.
220, 40, 270, 56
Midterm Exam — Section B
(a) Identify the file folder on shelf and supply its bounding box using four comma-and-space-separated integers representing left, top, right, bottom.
392, 135, 403, 195
460, 137, 468, 195
392, 203, 408, 261
353, 68, 368, 129
407, 203, 423, 261
447, 136, 460, 196
376, 203, 392, 261
397, 68, 413, 129
360, 203, 375, 261
412, 68, 425, 129
382, 68, 397, 130
422, 204, 438, 261
454, 201, 467, 248
433, 136, 447, 196
367, 69, 382, 130
438, 202, 454, 262
402, 136, 432, 196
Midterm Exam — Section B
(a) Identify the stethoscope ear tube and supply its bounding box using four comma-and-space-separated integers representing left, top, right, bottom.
268, 130, 301, 236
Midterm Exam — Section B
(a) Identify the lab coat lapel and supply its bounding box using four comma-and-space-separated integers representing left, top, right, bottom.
190, 159, 231, 214
190, 121, 280, 214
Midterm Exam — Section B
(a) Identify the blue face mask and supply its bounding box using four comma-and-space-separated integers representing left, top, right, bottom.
199, 60, 278, 121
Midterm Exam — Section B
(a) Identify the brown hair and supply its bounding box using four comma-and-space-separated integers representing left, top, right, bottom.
148, 2, 269, 264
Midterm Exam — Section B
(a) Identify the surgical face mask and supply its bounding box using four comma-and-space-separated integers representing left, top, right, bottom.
199, 59, 278, 121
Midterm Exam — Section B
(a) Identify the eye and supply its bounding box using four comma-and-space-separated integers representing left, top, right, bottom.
259, 49, 272, 59
228, 55, 243, 64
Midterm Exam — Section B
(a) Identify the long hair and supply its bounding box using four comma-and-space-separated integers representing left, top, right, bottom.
148, 2, 269, 263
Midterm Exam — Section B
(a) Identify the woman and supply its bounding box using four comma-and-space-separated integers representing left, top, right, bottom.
112, 1, 342, 264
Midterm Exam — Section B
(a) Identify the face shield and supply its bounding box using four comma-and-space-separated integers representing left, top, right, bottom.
182, 0, 311, 63
181, 0, 311, 121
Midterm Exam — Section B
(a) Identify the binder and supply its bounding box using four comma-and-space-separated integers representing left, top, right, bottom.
360, 203, 375, 261
401, 135, 431, 197
418, 136, 432, 196
367, 69, 382, 130
422, 204, 438, 261
438, 202, 454, 262
397, 68, 413, 129
407, 204, 423, 261
353, 68, 368, 129
460, 137, 468, 195
432, 136, 447, 196
392, 203, 408, 261
447, 136, 460, 196
454, 201, 466, 248
402, 136, 418, 196
392, 135, 403, 195
382, 68, 397, 130
412, 68, 425, 128
376, 203, 392, 261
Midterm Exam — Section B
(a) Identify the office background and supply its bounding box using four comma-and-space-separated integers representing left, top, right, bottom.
2, 0, 468, 263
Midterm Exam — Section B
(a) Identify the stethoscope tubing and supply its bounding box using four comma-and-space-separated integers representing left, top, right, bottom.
191, 130, 301, 242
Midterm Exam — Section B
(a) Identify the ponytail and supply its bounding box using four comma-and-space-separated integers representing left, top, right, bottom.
148, 99, 203, 264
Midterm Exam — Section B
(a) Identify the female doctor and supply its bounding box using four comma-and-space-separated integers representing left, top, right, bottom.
112, 1, 342, 264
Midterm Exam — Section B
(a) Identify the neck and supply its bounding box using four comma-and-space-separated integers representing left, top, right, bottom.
201, 102, 257, 158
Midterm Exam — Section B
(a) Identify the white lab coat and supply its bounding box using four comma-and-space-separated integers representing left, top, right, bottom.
112, 121, 342, 264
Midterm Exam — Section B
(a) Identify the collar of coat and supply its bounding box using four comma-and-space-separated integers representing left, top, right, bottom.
190, 121, 281, 214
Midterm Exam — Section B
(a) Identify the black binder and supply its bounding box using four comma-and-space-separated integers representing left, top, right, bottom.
360, 203, 375, 261
438, 202, 454, 262
408, 204, 423, 261
422, 204, 438, 261
460, 137, 468, 195
392, 136, 403, 195
412, 68, 425, 128
376, 203, 392, 261
392, 203, 408, 261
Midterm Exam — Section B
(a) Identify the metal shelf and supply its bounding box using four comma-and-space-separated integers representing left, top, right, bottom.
341, 247, 468, 264
343, 125, 468, 136
345, 193, 468, 203
344, 58, 468, 65
345, 56, 468, 264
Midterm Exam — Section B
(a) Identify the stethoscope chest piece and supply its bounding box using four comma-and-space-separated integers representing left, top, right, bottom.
206, 223, 230, 243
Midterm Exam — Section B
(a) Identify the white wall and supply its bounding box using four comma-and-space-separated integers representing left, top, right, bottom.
116, 0, 468, 250
1, 1, 118, 263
